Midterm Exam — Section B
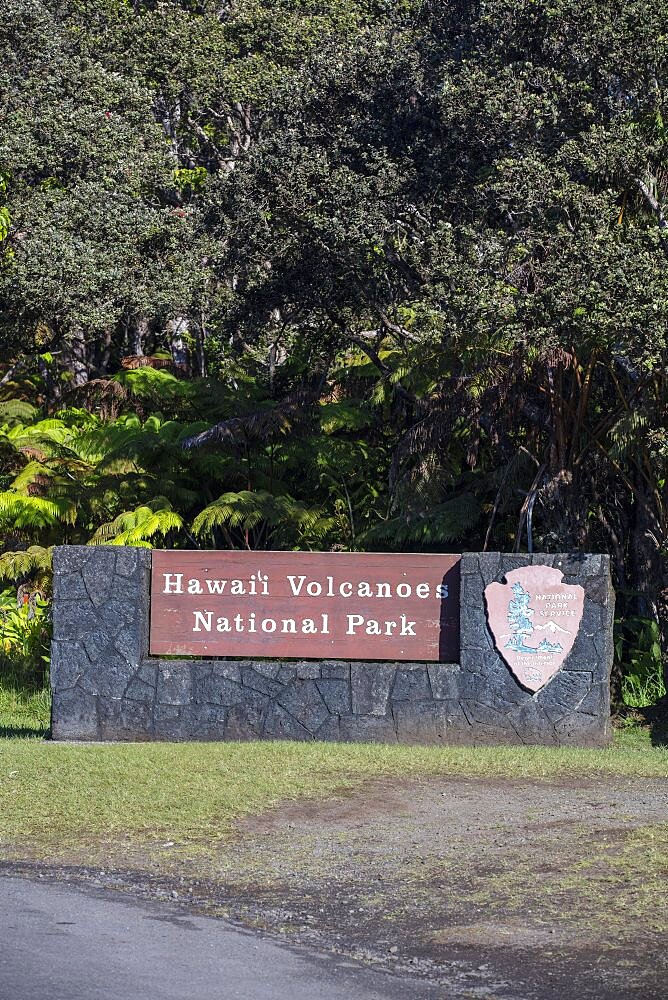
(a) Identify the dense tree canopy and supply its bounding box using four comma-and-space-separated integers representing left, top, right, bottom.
1, 0, 666, 704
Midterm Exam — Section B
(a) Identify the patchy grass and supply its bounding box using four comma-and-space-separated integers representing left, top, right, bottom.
424, 821, 668, 942
0, 734, 666, 860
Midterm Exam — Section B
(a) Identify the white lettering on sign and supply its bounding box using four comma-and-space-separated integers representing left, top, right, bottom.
193, 611, 331, 634
534, 593, 576, 601
171, 572, 451, 602
345, 614, 416, 636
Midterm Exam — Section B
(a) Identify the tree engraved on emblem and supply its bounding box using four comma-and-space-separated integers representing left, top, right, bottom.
484, 566, 585, 692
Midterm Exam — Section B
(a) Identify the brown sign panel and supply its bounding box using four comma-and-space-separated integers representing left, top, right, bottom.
150, 550, 460, 661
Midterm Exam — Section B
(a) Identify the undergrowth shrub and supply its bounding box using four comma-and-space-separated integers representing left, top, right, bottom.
0, 588, 51, 692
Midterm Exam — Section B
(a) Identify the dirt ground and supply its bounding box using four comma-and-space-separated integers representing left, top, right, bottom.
3, 774, 668, 1000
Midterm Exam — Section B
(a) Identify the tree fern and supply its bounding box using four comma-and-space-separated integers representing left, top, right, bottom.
0, 492, 76, 528
88, 500, 184, 547
192, 490, 334, 550
361, 494, 481, 550
0, 546, 54, 586
0, 400, 39, 427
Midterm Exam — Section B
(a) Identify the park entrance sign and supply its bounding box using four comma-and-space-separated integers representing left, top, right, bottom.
50, 548, 614, 747
150, 551, 460, 661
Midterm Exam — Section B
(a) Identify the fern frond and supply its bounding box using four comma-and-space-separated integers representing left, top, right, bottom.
0, 492, 76, 528
192, 490, 333, 548
0, 545, 54, 584
361, 494, 481, 549
0, 400, 39, 428
606, 412, 648, 462
88, 499, 184, 547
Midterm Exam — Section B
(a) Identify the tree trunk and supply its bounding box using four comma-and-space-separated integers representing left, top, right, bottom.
98, 327, 113, 375
132, 316, 148, 358
167, 316, 189, 371
63, 326, 89, 387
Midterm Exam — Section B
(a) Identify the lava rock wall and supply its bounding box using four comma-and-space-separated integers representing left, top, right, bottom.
50, 547, 612, 745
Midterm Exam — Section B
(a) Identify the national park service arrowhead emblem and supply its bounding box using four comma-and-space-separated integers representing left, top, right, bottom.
484, 566, 585, 692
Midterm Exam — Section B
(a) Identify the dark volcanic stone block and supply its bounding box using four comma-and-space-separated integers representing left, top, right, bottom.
54, 572, 89, 602
249, 661, 281, 680
575, 682, 607, 717
115, 547, 139, 577
82, 549, 117, 607
211, 661, 242, 683
124, 664, 157, 704
53, 602, 100, 639
225, 702, 265, 740
277, 680, 330, 734
188, 703, 228, 740
460, 699, 513, 729
427, 663, 461, 700
82, 630, 114, 664
393, 700, 468, 745
98, 697, 154, 741
241, 665, 282, 698
391, 667, 431, 702
153, 704, 189, 740
507, 702, 558, 746
114, 626, 143, 666
194, 673, 256, 709
53, 546, 90, 576
315, 715, 342, 740
554, 712, 610, 747
459, 613, 495, 653
156, 663, 193, 705
50, 640, 88, 692
339, 714, 398, 743
321, 663, 350, 680
51, 687, 99, 741
316, 678, 350, 715
351, 663, 395, 716
277, 665, 297, 684
295, 662, 322, 680
263, 703, 312, 741
81, 652, 136, 700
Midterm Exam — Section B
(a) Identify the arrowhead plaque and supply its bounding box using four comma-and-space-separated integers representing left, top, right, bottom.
484, 566, 585, 692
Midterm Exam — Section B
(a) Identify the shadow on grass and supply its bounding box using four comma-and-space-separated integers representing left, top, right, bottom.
617, 701, 668, 748
644, 703, 668, 748
0, 679, 51, 740
0, 723, 50, 739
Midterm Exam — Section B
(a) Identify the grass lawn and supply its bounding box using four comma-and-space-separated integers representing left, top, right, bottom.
0, 683, 666, 860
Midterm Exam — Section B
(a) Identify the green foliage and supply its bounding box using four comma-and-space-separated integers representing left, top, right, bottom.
192, 489, 334, 550
0, 683, 50, 736
362, 495, 482, 550
0, 590, 51, 691
90, 500, 184, 547
0, 493, 76, 529
617, 616, 667, 708
0, 547, 53, 589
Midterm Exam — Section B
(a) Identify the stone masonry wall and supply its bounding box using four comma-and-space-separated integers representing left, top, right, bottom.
50, 547, 613, 745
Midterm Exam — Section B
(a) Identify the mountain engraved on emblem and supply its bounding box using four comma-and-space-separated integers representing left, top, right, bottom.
484, 566, 585, 692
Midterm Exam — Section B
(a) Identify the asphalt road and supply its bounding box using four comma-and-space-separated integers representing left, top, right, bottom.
0, 876, 439, 1000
